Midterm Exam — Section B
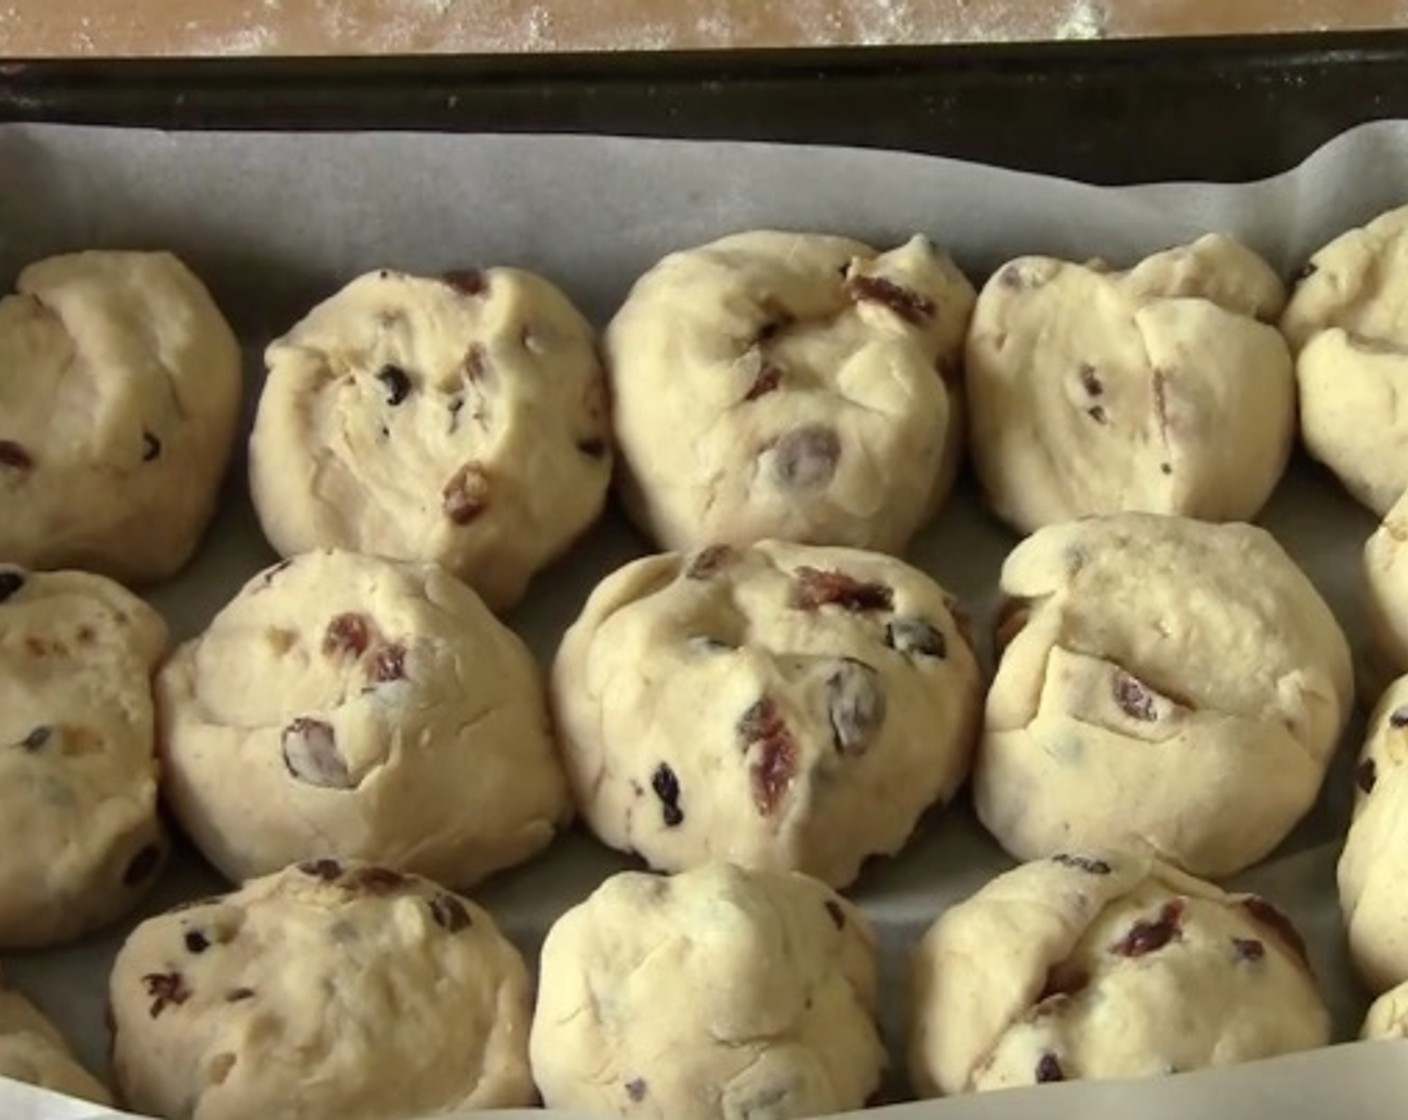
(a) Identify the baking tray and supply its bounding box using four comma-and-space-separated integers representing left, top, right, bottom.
4, 30, 1408, 1120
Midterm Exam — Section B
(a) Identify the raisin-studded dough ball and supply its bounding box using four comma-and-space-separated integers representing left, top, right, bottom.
249, 268, 610, 613
109, 860, 534, 1119
909, 852, 1329, 1096
551, 540, 982, 888
975, 513, 1352, 879
1338, 676, 1408, 992
1364, 981, 1408, 1038
0, 968, 111, 1105
531, 863, 885, 1120
966, 234, 1293, 533
0, 251, 242, 583
0, 566, 169, 948
1283, 204, 1408, 515
155, 549, 569, 887
605, 231, 976, 553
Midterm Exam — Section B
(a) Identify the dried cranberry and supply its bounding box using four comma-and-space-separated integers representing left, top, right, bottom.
846, 274, 935, 325
370, 643, 407, 683
745, 363, 784, 401
738, 699, 798, 816
352, 867, 409, 894
142, 972, 191, 1018
443, 269, 488, 296
1357, 757, 1378, 794
1232, 937, 1265, 962
184, 930, 211, 954
824, 900, 846, 929
1241, 898, 1310, 966
1051, 853, 1112, 875
792, 567, 893, 612
1111, 900, 1184, 957
826, 659, 887, 756
323, 613, 372, 658
625, 1079, 648, 1103
1390, 707, 1408, 729
1113, 673, 1158, 722
769, 426, 840, 489
0, 571, 23, 603
18, 726, 50, 752
281, 718, 351, 789
1035, 1053, 1065, 1084
651, 763, 684, 827
298, 858, 343, 881
141, 431, 162, 461
443, 462, 491, 524
123, 843, 163, 887
684, 545, 735, 580
428, 893, 473, 932
226, 988, 255, 1003
376, 364, 412, 405
1078, 363, 1103, 396
1087, 405, 1109, 424
0, 441, 33, 470
884, 618, 946, 659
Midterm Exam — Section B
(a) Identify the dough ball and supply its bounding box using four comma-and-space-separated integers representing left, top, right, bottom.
1283, 204, 1408, 514
551, 541, 982, 887
531, 862, 884, 1120
0, 565, 168, 947
0, 251, 242, 583
109, 859, 533, 1119
605, 231, 975, 553
1338, 676, 1408, 992
155, 549, 569, 887
1364, 981, 1408, 1039
1362, 492, 1408, 677
975, 513, 1352, 878
249, 267, 610, 612
966, 234, 1293, 533
0, 969, 110, 1105
909, 852, 1329, 1096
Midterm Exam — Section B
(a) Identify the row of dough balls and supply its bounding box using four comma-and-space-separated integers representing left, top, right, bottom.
9, 854, 1394, 1119
0, 511, 1354, 952
7, 204, 1408, 612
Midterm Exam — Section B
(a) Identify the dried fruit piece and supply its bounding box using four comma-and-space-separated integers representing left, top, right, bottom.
625, 1079, 648, 1103
885, 617, 946, 659
792, 566, 893, 612
826, 659, 887, 756
123, 843, 163, 887
651, 763, 684, 827
142, 972, 191, 1018
1390, 707, 1408, 729
298, 858, 343, 881
443, 269, 488, 296
1087, 405, 1108, 424
184, 930, 210, 954
769, 425, 841, 489
1078, 363, 1103, 396
428, 893, 473, 933
1113, 672, 1159, 722
824, 900, 846, 929
684, 545, 735, 580
442, 462, 491, 524
1035, 1053, 1065, 1084
738, 698, 799, 816
1232, 937, 1265, 962
18, 726, 50, 752
1241, 897, 1310, 966
369, 643, 407, 683
744, 362, 784, 401
1358, 757, 1378, 794
352, 867, 408, 894
376, 364, 412, 405
846, 274, 935, 325
323, 613, 372, 658
1051, 853, 1112, 875
1111, 900, 1184, 958
0, 441, 33, 470
281, 719, 352, 790
142, 431, 162, 461
0, 571, 23, 602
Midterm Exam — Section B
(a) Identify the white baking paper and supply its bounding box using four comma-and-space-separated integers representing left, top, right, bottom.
1, 118, 1407, 1119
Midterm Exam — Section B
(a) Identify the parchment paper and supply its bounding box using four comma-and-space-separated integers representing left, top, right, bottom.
1, 118, 1407, 1119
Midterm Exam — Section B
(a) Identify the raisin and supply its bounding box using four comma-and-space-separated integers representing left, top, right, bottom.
123, 843, 163, 887
577, 437, 607, 458
824, 899, 846, 929
185, 930, 211, 954
1160, 463, 1173, 475
1111, 900, 1184, 957
376, 364, 412, 405
1078, 363, 1103, 396
1357, 757, 1378, 794
651, 763, 684, 827
18, 726, 50, 752
1113, 672, 1158, 721
370, 643, 407, 683
1035, 1053, 1065, 1084
1087, 405, 1108, 424
298, 858, 343, 881
0, 441, 33, 470
998, 265, 1026, 290
442, 462, 491, 524
769, 426, 840, 489
443, 269, 488, 296
685, 545, 735, 580
885, 617, 946, 658
1296, 261, 1318, 282
141, 431, 162, 461
226, 988, 255, 1003
792, 567, 893, 612
1039, 962, 1090, 1000
352, 867, 409, 894
142, 972, 191, 1018
625, 1078, 648, 1103
323, 613, 372, 658
1052, 853, 1112, 875
427, 892, 472, 932
1241, 897, 1310, 966
826, 659, 887, 756
0, 571, 23, 602
281, 718, 351, 789
744, 363, 784, 401
846, 274, 935, 324
1232, 937, 1265, 962
1390, 707, 1408, 728
738, 699, 799, 816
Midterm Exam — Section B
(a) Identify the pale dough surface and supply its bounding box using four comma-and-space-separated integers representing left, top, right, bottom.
1364, 981, 1408, 1039
156, 549, 569, 887
909, 852, 1330, 1096
966, 234, 1293, 533
605, 231, 975, 553
531, 862, 885, 1120
0, 566, 168, 948
975, 513, 1352, 878
1362, 491, 1408, 676
0, 970, 110, 1106
108, 859, 534, 1120
551, 540, 982, 887
249, 267, 610, 612
0, 251, 243, 584
1282, 204, 1408, 515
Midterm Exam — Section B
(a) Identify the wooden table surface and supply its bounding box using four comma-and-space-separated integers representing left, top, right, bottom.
3, 0, 1407, 57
